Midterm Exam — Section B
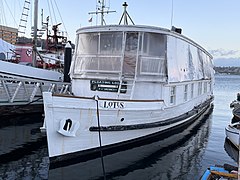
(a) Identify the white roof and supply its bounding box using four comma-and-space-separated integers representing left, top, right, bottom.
0, 38, 15, 59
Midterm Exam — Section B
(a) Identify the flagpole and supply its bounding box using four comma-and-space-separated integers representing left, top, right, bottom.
171, 0, 174, 27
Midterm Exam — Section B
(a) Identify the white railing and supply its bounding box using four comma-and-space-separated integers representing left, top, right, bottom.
0, 75, 71, 105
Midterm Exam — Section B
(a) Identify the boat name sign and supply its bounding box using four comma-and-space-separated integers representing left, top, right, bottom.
101, 101, 125, 109
90, 79, 127, 93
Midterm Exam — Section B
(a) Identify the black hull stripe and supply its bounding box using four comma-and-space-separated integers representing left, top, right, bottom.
225, 128, 239, 135
89, 97, 213, 131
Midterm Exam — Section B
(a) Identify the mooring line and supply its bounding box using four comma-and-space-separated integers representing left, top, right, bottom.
95, 95, 107, 180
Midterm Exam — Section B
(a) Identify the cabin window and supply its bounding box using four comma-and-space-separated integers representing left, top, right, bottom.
184, 84, 188, 101
191, 83, 194, 99
170, 86, 176, 104
138, 33, 166, 76
77, 33, 99, 54
204, 82, 207, 93
140, 57, 166, 75
210, 82, 212, 92
142, 33, 165, 56
198, 82, 202, 95
74, 32, 123, 75
100, 33, 123, 54
122, 32, 138, 75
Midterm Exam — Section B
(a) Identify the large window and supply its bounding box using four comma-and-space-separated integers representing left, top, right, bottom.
142, 33, 165, 56
77, 33, 99, 54
138, 32, 166, 76
100, 33, 123, 54
74, 32, 123, 74
170, 86, 176, 105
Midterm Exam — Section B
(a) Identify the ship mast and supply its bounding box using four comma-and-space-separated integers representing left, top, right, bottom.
32, 0, 38, 67
119, 2, 134, 25
89, 0, 116, 25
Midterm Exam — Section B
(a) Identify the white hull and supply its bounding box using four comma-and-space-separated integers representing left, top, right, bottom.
225, 122, 240, 149
0, 60, 62, 81
43, 92, 213, 162
49, 108, 211, 176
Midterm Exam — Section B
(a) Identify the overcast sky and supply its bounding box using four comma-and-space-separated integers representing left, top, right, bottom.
1, 0, 240, 59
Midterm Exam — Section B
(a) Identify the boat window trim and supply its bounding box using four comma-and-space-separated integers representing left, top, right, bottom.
204, 82, 207, 93
170, 86, 176, 105
184, 84, 188, 101
198, 82, 202, 95
191, 83, 194, 99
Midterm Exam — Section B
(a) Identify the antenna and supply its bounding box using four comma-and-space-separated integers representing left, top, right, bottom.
89, 0, 116, 26
119, 2, 134, 25
170, 0, 174, 27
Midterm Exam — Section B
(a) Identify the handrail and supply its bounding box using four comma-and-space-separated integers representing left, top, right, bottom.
53, 94, 164, 102
0, 75, 71, 104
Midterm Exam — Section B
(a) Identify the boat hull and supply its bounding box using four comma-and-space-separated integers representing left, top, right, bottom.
43, 92, 214, 164
225, 123, 240, 149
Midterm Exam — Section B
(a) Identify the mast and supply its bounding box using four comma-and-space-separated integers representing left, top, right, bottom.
32, 0, 38, 67
89, 0, 115, 26
119, 2, 135, 25
100, 0, 105, 26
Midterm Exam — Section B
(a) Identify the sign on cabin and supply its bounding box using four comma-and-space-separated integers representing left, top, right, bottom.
90, 79, 127, 93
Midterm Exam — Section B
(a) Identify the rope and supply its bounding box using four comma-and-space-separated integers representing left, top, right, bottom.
95, 96, 107, 180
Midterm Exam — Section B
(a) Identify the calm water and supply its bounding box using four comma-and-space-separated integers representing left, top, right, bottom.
0, 74, 240, 180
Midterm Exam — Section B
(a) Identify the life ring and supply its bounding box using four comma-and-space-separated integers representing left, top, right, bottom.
26, 49, 32, 57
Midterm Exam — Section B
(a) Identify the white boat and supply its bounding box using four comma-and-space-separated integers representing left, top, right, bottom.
225, 122, 240, 149
43, 3, 214, 164
225, 93, 240, 148
229, 93, 240, 124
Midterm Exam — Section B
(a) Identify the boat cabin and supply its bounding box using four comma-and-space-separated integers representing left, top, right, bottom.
70, 25, 214, 104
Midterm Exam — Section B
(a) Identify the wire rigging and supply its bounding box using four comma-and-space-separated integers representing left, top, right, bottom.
46, 0, 53, 26
3, 0, 19, 27
49, 0, 57, 25
53, 0, 70, 40
0, 0, 6, 25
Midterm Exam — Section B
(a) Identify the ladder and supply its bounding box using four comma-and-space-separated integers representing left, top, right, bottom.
18, 0, 31, 38
117, 76, 136, 100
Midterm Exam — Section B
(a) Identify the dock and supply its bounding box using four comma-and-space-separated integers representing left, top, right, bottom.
0, 72, 71, 115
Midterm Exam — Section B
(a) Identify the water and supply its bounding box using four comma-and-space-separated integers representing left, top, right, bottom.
0, 74, 240, 180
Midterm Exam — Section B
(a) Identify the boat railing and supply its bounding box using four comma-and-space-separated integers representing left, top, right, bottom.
0, 74, 71, 105
139, 56, 166, 76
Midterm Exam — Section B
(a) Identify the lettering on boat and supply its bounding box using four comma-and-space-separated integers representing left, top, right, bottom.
101, 101, 125, 109
90, 79, 127, 93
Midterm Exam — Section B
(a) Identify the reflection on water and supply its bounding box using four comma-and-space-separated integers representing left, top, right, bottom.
0, 74, 240, 180
0, 114, 49, 180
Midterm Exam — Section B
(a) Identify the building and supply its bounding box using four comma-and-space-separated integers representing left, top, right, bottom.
0, 25, 18, 45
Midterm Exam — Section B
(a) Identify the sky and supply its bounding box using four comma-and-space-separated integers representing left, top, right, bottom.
1, 0, 240, 59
